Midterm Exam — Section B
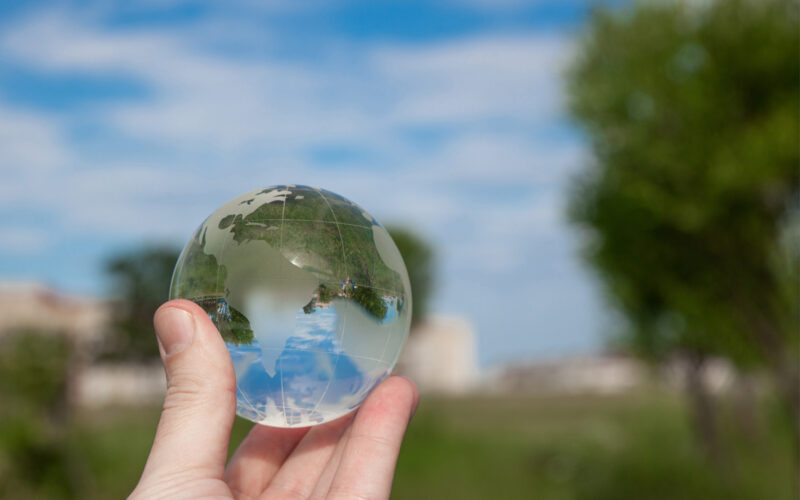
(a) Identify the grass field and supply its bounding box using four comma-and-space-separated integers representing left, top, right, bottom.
55, 387, 797, 500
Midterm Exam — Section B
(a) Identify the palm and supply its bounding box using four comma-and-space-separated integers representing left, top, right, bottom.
222, 380, 414, 500
130, 302, 417, 500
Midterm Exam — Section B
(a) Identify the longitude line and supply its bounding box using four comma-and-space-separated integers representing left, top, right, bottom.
279, 190, 287, 251
309, 192, 350, 414
309, 307, 345, 415
237, 386, 265, 422
279, 358, 288, 426
318, 193, 349, 275
378, 326, 392, 364
279, 190, 288, 426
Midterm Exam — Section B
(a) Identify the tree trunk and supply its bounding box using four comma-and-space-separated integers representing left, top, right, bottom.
731, 302, 800, 490
732, 372, 761, 441
744, 309, 800, 455
684, 353, 720, 462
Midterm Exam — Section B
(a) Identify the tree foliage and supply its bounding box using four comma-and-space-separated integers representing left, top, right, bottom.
104, 246, 180, 361
386, 226, 435, 326
566, 0, 799, 433
0, 330, 83, 498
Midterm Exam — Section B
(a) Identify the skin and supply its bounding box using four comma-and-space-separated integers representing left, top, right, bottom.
130, 299, 419, 500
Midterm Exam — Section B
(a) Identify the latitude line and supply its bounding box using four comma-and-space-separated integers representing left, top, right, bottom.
254, 346, 394, 365
243, 217, 372, 229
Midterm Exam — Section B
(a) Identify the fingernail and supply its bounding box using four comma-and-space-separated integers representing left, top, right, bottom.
156, 307, 195, 357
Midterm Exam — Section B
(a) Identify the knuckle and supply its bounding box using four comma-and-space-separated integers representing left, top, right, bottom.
267, 480, 314, 500
349, 431, 396, 452
163, 367, 235, 409
326, 487, 379, 500
229, 485, 259, 500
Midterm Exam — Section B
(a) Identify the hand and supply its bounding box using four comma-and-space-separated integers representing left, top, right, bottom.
130, 299, 419, 500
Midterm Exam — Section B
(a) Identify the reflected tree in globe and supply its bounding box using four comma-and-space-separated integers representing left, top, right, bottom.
170, 185, 412, 427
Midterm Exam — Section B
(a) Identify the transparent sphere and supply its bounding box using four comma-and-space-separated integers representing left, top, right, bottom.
169, 185, 411, 427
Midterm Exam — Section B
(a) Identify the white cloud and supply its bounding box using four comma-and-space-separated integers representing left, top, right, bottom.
0, 226, 51, 254
2, 12, 381, 150
450, 0, 554, 10
0, 8, 578, 234
404, 131, 584, 186
0, 6, 603, 363
374, 34, 569, 125
0, 106, 70, 174
0, 12, 572, 147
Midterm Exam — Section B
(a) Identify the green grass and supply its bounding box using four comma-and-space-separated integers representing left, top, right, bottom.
12, 389, 796, 500
393, 391, 797, 500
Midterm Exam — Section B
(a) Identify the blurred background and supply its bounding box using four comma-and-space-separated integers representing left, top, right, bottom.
0, 0, 797, 498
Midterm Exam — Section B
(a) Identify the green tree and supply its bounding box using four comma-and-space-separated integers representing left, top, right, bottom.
566, 0, 799, 453
386, 226, 435, 326
104, 246, 180, 361
0, 330, 85, 498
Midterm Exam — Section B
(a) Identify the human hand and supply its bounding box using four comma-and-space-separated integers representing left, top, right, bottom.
129, 299, 419, 500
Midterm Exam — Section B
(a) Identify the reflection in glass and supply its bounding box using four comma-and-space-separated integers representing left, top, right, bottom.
170, 185, 411, 427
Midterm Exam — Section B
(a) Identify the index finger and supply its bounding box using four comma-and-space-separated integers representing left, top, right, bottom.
323, 376, 419, 500
223, 424, 309, 498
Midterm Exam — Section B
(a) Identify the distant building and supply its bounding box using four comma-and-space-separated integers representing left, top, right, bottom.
0, 281, 169, 407
13, 283, 736, 405
487, 354, 648, 395
486, 353, 739, 396
397, 315, 479, 394
0, 282, 109, 345
660, 355, 736, 394
77, 363, 166, 408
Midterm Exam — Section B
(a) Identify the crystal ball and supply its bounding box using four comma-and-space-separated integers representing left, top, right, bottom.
169, 185, 411, 427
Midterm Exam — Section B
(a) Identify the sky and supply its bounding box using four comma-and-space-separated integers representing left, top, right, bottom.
0, 0, 621, 368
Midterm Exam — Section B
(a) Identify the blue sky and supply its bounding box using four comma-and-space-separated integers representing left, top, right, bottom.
0, 0, 620, 367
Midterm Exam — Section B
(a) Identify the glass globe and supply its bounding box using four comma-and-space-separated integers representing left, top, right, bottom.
169, 185, 411, 427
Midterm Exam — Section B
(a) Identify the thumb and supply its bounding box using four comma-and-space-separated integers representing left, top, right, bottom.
138, 299, 236, 485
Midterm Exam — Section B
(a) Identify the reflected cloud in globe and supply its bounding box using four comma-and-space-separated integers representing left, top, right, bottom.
170, 185, 412, 427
